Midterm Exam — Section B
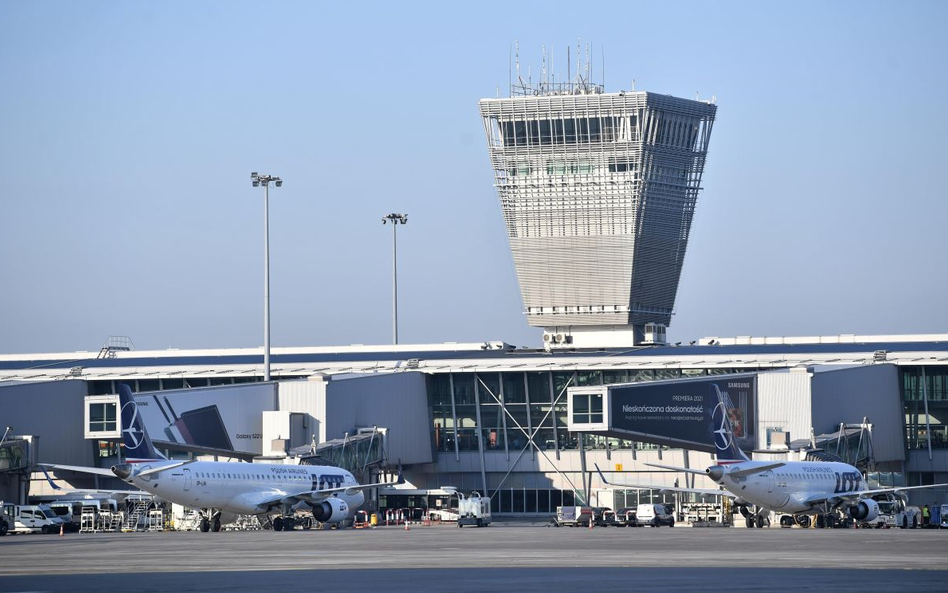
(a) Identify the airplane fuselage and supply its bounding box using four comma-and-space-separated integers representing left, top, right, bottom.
118, 461, 364, 520
719, 460, 867, 514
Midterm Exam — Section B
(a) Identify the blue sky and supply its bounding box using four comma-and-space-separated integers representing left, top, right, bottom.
1, 0, 946, 353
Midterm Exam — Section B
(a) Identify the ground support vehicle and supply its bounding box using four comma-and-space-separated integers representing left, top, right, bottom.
428, 508, 459, 523
553, 506, 592, 527
0, 503, 13, 535
7, 504, 65, 534
48, 500, 83, 532
637, 504, 675, 527
456, 491, 491, 527
896, 506, 922, 529
614, 507, 640, 527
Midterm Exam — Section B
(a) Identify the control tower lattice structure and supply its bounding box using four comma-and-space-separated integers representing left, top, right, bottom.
479, 78, 716, 348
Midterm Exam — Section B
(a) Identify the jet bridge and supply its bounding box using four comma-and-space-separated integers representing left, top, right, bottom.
296, 428, 387, 483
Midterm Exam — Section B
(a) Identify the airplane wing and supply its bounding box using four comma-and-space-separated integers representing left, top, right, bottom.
248, 471, 407, 511
838, 482, 948, 500
595, 464, 733, 498
642, 462, 708, 476
727, 463, 785, 478
794, 482, 948, 509
39, 466, 144, 497
136, 460, 196, 478
643, 461, 785, 478
39, 463, 116, 477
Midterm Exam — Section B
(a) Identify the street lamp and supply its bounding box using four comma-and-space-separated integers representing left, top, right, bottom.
251, 172, 282, 381
382, 213, 408, 345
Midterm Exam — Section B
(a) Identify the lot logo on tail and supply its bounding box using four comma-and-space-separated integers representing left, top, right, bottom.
118, 383, 165, 461
121, 399, 144, 450
710, 384, 749, 463
711, 401, 732, 452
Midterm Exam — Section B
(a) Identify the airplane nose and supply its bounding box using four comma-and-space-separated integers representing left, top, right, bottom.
111, 464, 132, 480
706, 466, 725, 482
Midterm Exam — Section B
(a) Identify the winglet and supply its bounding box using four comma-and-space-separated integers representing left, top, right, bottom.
40, 466, 62, 490
395, 460, 405, 485
594, 463, 610, 484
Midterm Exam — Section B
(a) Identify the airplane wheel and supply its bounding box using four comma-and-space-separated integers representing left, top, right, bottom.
211, 518, 222, 532
273, 517, 284, 532
796, 515, 811, 528
200, 518, 210, 532
755, 515, 765, 529
745, 516, 755, 528
815, 515, 825, 529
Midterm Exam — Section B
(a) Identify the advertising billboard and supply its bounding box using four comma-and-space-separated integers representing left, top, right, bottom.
132, 384, 276, 456
608, 375, 757, 453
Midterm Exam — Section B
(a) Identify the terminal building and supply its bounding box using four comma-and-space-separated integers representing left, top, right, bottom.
1, 71, 946, 516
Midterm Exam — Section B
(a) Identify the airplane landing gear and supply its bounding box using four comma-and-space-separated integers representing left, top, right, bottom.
795, 515, 811, 528
211, 517, 222, 532
199, 518, 210, 532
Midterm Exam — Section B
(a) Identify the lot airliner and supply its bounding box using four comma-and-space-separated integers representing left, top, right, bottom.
597, 389, 947, 528
47, 384, 401, 532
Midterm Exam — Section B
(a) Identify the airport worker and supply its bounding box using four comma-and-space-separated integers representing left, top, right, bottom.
921, 505, 930, 527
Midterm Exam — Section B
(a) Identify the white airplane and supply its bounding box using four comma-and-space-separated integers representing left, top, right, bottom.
597, 387, 948, 528
46, 384, 401, 532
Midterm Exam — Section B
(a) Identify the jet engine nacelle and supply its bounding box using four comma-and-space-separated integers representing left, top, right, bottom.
848, 499, 880, 522
310, 497, 349, 523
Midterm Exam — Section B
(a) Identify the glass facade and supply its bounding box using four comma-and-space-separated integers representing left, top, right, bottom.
901, 366, 948, 449
425, 368, 749, 456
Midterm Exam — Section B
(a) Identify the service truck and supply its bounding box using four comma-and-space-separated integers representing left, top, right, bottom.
4, 503, 65, 534
443, 487, 491, 527
0, 502, 13, 535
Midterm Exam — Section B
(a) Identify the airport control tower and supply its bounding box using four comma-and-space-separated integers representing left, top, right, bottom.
479, 58, 716, 349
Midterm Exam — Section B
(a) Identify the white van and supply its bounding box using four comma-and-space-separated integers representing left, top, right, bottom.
636, 504, 675, 527
49, 501, 83, 532
13, 504, 65, 534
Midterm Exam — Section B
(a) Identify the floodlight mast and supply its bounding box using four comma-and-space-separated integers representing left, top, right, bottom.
251, 172, 282, 381
382, 213, 408, 344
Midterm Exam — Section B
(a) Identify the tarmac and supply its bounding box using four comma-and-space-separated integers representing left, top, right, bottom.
1, 521, 945, 592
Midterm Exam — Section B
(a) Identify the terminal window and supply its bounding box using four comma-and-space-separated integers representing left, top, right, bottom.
88, 402, 117, 433
573, 393, 603, 424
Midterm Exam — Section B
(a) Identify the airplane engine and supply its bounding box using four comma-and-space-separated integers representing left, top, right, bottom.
848, 499, 880, 522
310, 497, 349, 523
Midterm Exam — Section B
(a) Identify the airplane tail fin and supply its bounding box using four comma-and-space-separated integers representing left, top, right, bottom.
118, 383, 165, 462
711, 384, 750, 464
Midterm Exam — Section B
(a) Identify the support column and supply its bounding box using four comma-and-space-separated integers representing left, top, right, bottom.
449, 373, 460, 462
474, 374, 488, 496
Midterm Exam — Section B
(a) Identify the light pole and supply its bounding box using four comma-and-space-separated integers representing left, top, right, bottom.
382, 213, 407, 344
251, 172, 282, 381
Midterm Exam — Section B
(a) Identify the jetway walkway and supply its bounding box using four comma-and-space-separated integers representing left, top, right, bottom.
297, 428, 386, 478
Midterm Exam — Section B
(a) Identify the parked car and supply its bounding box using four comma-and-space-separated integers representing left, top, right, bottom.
593, 508, 618, 527
614, 507, 640, 527
636, 503, 675, 527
